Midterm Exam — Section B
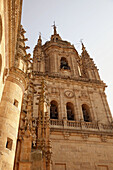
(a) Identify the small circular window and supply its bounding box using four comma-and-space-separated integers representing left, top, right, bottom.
0, 14, 2, 44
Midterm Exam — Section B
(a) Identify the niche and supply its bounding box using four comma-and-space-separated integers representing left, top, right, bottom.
13, 99, 19, 107
66, 102, 74, 120
82, 104, 91, 122
50, 100, 58, 119
6, 137, 13, 150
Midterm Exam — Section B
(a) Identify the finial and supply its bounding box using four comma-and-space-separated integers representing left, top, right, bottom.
38, 32, 42, 46
80, 39, 85, 51
39, 32, 41, 39
52, 21, 57, 35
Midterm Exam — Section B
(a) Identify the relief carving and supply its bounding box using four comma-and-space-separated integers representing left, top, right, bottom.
51, 87, 59, 94
101, 135, 107, 142
79, 90, 89, 100
64, 90, 74, 98
3, 68, 9, 83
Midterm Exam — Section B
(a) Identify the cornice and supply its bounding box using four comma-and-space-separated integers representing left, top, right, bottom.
42, 40, 77, 52
50, 127, 113, 137
6, 67, 28, 92
33, 72, 106, 89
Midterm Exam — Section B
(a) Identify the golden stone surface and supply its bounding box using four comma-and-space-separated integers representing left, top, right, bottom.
0, 1, 113, 170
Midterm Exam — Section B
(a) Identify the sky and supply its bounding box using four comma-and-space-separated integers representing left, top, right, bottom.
22, 0, 113, 115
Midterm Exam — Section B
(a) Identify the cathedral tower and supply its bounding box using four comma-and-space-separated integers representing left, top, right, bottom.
32, 25, 113, 170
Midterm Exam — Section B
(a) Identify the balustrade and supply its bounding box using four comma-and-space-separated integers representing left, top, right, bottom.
50, 119, 63, 126
32, 117, 113, 132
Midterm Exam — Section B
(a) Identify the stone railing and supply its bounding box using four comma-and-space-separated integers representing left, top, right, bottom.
32, 118, 113, 132
50, 119, 113, 132
67, 121, 81, 128
101, 124, 113, 130
83, 122, 99, 129
50, 119, 99, 129
50, 119, 63, 126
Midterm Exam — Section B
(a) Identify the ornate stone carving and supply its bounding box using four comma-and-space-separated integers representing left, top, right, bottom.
3, 68, 9, 84
79, 90, 89, 100
51, 87, 59, 94
101, 135, 107, 142
64, 90, 74, 98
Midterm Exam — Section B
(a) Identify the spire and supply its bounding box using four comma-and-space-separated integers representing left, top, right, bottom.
37, 79, 52, 169
80, 41, 99, 79
37, 32, 42, 46
80, 39, 86, 52
81, 41, 89, 59
51, 22, 62, 41
81, 42, 86, 52
52, 21, 57, 35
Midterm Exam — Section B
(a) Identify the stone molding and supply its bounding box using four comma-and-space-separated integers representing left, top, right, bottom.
6, 67, 27, 92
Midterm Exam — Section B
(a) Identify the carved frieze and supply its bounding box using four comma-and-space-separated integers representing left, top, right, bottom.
78, 90, 89, 100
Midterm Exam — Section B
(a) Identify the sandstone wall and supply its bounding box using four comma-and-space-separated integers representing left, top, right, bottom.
50, 132, 113, 170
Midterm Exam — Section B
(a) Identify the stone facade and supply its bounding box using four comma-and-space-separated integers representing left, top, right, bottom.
29, 25, 113, 170
0, 1, 113, 170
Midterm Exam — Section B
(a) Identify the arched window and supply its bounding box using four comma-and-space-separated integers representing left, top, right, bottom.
60, 57, 70, 70
66, 102, 74, 120
50, 100, 58, 119
82, 104, 91, 122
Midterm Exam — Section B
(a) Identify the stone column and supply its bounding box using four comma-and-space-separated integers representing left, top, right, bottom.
88, 91, 97, 122
74, 90, 84, 121
59, 88, 65, 119
0, 69, 27, 170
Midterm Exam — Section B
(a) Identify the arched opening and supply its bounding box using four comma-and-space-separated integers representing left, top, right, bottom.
60, 57, 70, 70
82, 104, 91, 122
50, 100, 58, 119
66, 102, 74, 120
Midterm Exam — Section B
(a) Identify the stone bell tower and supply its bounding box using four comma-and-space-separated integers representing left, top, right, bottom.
32, 24, 113, 170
